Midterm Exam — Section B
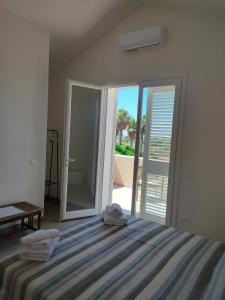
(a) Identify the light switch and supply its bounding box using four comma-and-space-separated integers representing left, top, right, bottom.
29, 159, 38, 165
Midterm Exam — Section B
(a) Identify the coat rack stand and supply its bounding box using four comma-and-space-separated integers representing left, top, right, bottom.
45, 129, 59, 200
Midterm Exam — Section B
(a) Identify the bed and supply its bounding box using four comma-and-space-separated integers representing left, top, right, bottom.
0, 216, 225, 300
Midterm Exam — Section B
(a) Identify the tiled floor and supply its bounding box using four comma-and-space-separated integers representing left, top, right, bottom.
67, 184, 95, 211
112, 185, 141, 216
112, 185, 132, 215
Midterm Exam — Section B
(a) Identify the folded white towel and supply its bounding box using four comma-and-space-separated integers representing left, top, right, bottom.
23, 237, 59, 251
20, 253, 51, 262
106, 203, 123, 218
104, 217, 128, 226
20, 229, 60, 247
102, 210, 128, 226
20, 237, 59, 262
22, 237, 59, 252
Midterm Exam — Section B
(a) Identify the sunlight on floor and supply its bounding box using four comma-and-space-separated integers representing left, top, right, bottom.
112, 185, 141, 216
112, 185, 132, 215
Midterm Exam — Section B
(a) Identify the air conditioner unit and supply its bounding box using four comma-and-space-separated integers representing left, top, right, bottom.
119, 26, 165, 51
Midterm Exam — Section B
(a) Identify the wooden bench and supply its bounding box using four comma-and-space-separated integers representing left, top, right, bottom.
0, 201, 41, 230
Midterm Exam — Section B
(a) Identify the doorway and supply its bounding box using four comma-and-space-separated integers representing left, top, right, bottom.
106, 78, 181, 225
57, 77, 181, 224
112, 86, 139, 215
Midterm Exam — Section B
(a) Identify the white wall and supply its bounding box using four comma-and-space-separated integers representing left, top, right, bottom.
0, 9, 49, 209
113, 154, 135, 188
48, 4, 225, 241
113, 155, 144, 188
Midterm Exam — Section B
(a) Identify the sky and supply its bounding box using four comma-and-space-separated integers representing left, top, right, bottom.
117, 86, 148, 137
117, 87, 139, 118
117, 86, 175, 138
117, 86, 147, 119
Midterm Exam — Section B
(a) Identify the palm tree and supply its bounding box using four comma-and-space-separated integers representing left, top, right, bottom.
128, 117, 136, 146
116, 108, 131, 145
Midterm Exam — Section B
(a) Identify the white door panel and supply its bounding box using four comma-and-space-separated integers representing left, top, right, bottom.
139, 83, 177, 224
60, 80, 106, 220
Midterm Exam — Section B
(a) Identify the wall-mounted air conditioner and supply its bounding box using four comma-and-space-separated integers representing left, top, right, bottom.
119, 26, 165, 52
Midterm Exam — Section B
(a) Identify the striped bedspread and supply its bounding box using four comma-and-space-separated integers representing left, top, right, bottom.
1, 216, 225, 300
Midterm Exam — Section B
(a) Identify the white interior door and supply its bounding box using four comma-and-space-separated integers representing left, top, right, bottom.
61, 80, 106, 220
138, 79, 180, 224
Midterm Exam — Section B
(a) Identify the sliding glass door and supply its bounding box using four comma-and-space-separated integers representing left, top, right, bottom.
132, 79, 181, 225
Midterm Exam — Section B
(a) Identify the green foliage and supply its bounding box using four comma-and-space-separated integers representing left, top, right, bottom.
114, 106, 171, 160
116, 108, 131, 132
116, 108, 131, 145
117, 108, 131, 120
115, 144, 135, 156
128, 117, 136, 130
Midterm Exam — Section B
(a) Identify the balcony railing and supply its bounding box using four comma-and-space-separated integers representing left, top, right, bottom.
113, 154, 169, 223
139, 174, 168, 219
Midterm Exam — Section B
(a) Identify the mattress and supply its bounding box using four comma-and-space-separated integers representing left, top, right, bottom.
0, 216, 225, 300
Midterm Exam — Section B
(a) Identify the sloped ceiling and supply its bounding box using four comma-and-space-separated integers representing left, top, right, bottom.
0, 0, 142, 73
0, 0, 224, 74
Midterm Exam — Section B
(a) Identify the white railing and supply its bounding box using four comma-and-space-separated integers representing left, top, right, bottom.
113, 154, 169, 220
143, 174, 168, 218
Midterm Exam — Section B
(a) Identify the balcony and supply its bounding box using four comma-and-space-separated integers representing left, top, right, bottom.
112, 154, 168, 223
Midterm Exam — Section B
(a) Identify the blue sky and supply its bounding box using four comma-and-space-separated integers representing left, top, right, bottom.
117, 86, 148, 137
117, 86, 175, 138
117, 87, 138, 119
117, 87, 147, 119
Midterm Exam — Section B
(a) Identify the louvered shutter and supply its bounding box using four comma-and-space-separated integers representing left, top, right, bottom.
141, 86, 175, 224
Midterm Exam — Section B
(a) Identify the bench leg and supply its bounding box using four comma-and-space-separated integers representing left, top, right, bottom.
37, 213, 41, 229
22, 214, 41, 231
28, 216, 33, 227
21, 218, 24, 229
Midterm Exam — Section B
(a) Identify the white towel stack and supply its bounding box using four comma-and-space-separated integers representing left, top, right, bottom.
102, 203, 128, 226
20, 229, 60, 262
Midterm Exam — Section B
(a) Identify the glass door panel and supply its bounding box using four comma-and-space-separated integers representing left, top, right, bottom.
61, 81, 102, 220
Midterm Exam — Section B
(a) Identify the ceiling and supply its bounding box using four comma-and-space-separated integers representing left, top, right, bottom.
0, 0, 142, 73
150, 0, 225, 13
0, 0, 224, 74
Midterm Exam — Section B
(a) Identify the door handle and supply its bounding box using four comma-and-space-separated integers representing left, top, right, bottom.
68, 158, 75, 162
65, 158, 75, 166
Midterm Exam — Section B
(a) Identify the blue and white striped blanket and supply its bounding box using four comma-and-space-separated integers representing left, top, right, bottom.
0, 216, 225, 300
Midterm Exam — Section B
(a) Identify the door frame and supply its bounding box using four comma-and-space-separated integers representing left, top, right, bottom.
102, 75, 185, 226
133, 78, 183, 226
60, 79, 107, 220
